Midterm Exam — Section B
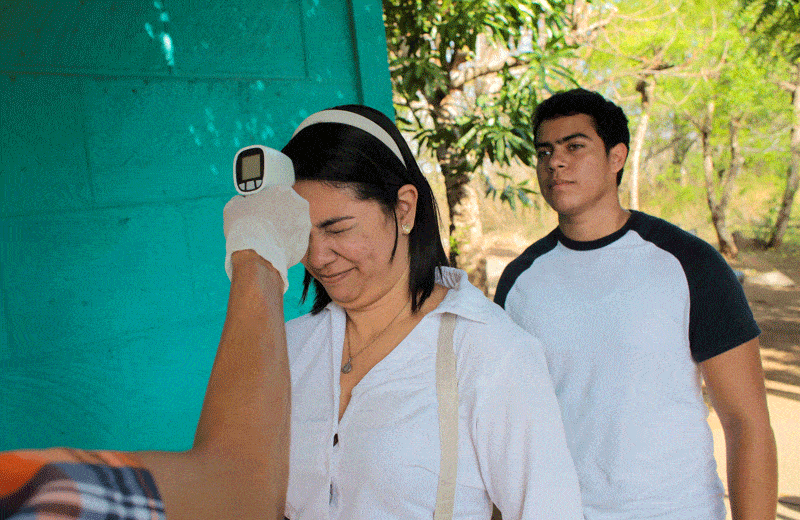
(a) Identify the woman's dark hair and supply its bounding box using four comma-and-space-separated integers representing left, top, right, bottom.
281, 104, 449, 314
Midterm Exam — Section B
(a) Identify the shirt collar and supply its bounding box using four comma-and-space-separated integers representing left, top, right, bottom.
555, 210, 638, 251
430, 267, 490, 324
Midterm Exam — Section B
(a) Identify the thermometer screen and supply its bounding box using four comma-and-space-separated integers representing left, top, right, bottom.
240, 153, 262, 181
235, 146, 265, 193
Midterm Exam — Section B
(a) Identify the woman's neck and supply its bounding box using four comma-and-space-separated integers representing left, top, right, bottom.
344, 288, 413, 340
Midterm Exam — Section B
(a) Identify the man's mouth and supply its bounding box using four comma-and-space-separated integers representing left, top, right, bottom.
550, 179, 573, 189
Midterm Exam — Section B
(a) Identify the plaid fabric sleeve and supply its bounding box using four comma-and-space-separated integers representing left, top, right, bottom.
0, 448, 166, 520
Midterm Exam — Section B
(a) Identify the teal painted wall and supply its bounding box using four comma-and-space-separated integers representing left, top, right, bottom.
0, 0, 393, 451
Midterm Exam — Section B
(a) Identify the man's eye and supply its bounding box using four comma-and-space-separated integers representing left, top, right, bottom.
536, 149, 551, 159
568, 143, 583, 151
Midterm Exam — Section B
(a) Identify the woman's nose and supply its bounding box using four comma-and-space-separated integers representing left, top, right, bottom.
303, 232, 336, 268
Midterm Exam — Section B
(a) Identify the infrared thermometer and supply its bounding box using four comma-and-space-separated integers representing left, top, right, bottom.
233, 145, 294, 195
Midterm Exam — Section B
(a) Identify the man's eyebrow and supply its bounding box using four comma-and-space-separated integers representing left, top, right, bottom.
318, 216, 355, 228
535, 132, 591, 148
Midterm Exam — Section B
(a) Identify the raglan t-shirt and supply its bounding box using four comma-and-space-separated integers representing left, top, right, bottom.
494, 210, 760, 520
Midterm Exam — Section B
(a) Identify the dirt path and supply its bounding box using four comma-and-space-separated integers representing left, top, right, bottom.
728, 249, 800, 519
732, 250, 800, 400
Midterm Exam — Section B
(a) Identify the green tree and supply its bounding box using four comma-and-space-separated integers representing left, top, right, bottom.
687, 99, 746, 257
382, 0, 578, 292
675, 4, 783, 258
742, 0, 800, 248
742, 0, 800, 61
576, 0, 791, 254
575, 0, 724, 209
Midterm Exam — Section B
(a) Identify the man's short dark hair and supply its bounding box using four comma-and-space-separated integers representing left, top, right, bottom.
533, 88, 630, 185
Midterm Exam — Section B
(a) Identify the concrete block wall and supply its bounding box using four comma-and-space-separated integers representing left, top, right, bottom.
0, 0, 393, 450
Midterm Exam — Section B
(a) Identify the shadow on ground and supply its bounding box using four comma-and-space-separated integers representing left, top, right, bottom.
734, 250, 800, 402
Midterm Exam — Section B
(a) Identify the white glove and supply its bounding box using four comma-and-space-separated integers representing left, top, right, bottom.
223, 186, 311, 292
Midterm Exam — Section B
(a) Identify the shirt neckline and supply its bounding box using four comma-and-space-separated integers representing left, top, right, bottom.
555, 210, 640, 251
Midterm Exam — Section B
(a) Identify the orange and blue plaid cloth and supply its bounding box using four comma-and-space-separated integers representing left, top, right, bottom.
0, 448, 165, 520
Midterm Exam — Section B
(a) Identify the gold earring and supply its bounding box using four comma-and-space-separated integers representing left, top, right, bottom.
402, 224, 412, 234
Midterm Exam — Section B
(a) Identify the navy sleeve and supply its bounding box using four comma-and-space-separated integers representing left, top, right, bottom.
641, 214, 761, 362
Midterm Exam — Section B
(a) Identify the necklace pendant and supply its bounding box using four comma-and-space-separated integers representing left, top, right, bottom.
341, 360, 352, 374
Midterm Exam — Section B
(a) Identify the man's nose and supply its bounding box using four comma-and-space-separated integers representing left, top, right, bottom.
549, 147, 567, 169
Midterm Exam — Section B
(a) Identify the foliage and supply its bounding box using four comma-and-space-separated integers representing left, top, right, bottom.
559, 0, 796, 252
382, 0, 797, 257
383, 0, 579, 207
741, 0, 800, 62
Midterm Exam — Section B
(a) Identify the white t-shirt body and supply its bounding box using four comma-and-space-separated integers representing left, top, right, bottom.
495, 211, 761, 520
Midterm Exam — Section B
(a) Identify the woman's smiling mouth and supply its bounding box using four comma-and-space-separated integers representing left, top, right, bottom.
316, 268, 355, 285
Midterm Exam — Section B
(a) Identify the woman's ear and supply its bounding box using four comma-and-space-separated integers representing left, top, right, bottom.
396, 184, 419, 232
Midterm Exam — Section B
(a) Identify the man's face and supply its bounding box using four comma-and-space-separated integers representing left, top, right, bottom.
534, 114, 626, 220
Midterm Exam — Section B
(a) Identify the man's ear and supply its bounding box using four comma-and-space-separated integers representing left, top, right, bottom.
396, 184, 419, 230
609, 143, 628, 175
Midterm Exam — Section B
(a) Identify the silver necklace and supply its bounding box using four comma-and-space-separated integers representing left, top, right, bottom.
341, 300, 411, 374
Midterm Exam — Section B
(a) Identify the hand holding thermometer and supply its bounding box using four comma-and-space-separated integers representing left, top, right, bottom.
233, 145, 295, 194
225, 144, 310, 291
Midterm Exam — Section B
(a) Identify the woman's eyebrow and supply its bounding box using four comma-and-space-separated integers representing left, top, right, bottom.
318, 215, 355, 228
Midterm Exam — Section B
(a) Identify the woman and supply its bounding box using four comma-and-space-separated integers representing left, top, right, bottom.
280, 105, 582, 519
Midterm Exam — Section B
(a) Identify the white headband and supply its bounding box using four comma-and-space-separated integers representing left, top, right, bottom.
292, 109, 406, 167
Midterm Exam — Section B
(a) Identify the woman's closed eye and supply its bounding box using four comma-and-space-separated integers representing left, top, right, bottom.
325, 225, 354, 235
317, 216, 356, 235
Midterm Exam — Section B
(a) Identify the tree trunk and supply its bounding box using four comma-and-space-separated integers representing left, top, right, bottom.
768, 64, 800, 248
700, 101, 738, 258
672, 114, 693, 187
717, 116, 744, 258
629, 76, 654, 210
438, 146, 488, 294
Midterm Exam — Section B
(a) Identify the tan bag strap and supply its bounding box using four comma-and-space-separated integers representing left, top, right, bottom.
434, 312, 458, 520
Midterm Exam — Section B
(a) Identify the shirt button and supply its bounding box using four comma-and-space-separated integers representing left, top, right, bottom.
329, 480, 339, 508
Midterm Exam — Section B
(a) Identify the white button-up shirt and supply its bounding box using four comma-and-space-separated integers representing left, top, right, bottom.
284, 268, 581, 519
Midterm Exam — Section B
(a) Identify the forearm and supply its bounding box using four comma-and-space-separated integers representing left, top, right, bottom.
725, 420, 778, 520
2, 255, 290, 520
3, 164, 307, 520
194, 250, 289, 453
139, 251, 290, 520
701, 338, 777, 520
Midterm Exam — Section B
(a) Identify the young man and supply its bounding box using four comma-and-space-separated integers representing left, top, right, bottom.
494, 88, 777, 520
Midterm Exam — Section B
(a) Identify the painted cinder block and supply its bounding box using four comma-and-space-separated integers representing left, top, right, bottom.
0, 318, 222, 451
0, 75, 92, 217
1, 206, 196, 349
0, 0, 392, 450
175, 1, 307, 78
0, 1, 307, 78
